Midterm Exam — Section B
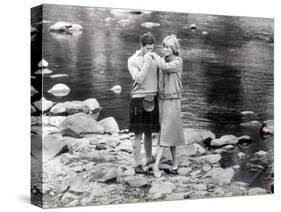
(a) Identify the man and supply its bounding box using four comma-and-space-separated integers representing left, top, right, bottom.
127, 32, 160, 173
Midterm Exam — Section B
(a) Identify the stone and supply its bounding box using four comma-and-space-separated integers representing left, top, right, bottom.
237, 152, 246, 160
106, 137, 121, 148
149, 182, 176, 198
204, 168, 235, 185
31, 105, 37, 114
238, 135, 253, 146
248, 187, 267, 195
189, 191, 209, 199
165, 193, 188, 201
60, 113, 105, 138
48, 84, 71, 97
89, 163, 120, 183
180, 161, 191, 167
110, 85, 122, 94
116, 140, 133, 153
196, 154, 221, 164
95, 143, 107, 150
202, 164, 212, 172
49, 21, 83, 32
241, 111, 257, 122
177, 167, 192, 176
50, 101, 90, 115
202, 31, 209, 35
43, 115, 66, 127
211, 135, 238, 147
122, 167, 135, 176
141, 22, 161, 29
99, 117, 120, 134
222, 145, 234, 150
193, 184, 207, 191
80, 151, 115, 162
31, 85, 38, 96
240, 121, 262, 128
83, 98, 102, 112
254, 150, 268, 157
192, 143, 206, 155
38, 59, 48, 68
183, 128, 215, 145
123, 176, 149, 187
190, 24, 198, 29
190, 169, 202, 178
34, 68, 53, 75
34, 97, 54, 112
42, 134, 68, 161
262, 120, 274, 136
50, 74, 69, 78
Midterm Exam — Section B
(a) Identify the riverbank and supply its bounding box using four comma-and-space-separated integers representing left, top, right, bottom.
31, 97, 273, 208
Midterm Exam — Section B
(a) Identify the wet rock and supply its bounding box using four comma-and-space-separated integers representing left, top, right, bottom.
192, 143, 206, 155
196, 154, 221, 164
99, 117, 120, 134
48, 83, 71, 97
123, 176, 149, 187
141, 22, 161, 29
34, 97, 54, 112
31, 85, 38, 96
110, 85, 122, 94
42, 115, 66, 127
262, 120, 274, 136
50, 74, 69, 78
184, 128, 215, 145
241, 111, 256, 121
80, 151, 115, 163
237, 152, 246, 160
204, 168, 235, 185
49, 22, 83, 33
240, 120, 262, 128
149, 182, 176, 198
254, 150, 268, 157
222, 145, 234, 150
88, 163, 120, 183
248, 187, 267, 195
60, 113, 105, 138
190, 24, 197, 30
38, 59, 48, 68
211, 135, 238, 147
50, 101, 89, 115
177, 167, 192, 176
237, 135, 253, 146
35, 68, 53, 75
83, 98, 102, 115
42, 134, 68, 161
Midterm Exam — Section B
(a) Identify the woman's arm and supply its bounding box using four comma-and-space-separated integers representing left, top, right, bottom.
152, 53, 182, 73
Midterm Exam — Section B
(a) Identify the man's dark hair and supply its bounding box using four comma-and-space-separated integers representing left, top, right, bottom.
140, 32, 155, 46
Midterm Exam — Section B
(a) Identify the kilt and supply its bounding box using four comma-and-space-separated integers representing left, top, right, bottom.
129, 97, 160, 134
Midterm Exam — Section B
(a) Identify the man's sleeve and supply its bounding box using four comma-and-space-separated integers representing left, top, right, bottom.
128, 58, 151, 84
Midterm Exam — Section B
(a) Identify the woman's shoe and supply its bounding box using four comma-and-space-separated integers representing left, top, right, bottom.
153, 167, 162, 178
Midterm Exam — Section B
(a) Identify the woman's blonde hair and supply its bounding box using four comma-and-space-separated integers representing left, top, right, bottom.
162, 34, 180, 56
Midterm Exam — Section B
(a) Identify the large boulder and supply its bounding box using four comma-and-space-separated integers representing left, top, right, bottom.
203, 168, 235, 185
99, 117, 119, 134
60, 113, 105, 138
49, 22, 83, 33
48, 84, 71, 97
50, 101, 90, 115
34, 97, 54, 112
184, 129, 215, 145
211, 135, 238, 147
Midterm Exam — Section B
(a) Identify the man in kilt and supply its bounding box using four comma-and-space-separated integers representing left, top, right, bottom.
127, 32, 160, 173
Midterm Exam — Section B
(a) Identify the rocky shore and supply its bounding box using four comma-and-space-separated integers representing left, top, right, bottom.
31, 95, 274, 208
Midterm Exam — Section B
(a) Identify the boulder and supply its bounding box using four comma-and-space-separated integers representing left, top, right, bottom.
193, 184, 207, 191
49, 21, 83, 32
60, 113, 105, 138
241, 111, 257, 121
190, 24, 197, 29
240, 120, 262, 128
31, 105, 37, 114
254, 150, 268, 157
204, 168, 235, 185
83, 98, 101, 112
141, 22, 161, 29
34, 97, 54, 112
42, 134, 68, 161
50, 101, 89, 115
262, 120, 274, 136
88, 163, 120, 183
48, 84, 71, 97
211, 135, 238, 147
184, 128, 215, 145
149, 182, 176, 198
31, 85, 38, 96
116, 140, 133, 153
123, 176, 149, 187
248, 187, 267, 195
110, 85, 122, 94
34, 68, 53, 75
196, 154, 221, 164
99, 117, 120, 134
42, 115, 66, 127
192, 143, 206, 155
38, 59, 48, 68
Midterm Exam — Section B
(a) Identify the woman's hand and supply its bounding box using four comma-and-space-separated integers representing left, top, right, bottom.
144, 52, 154, 62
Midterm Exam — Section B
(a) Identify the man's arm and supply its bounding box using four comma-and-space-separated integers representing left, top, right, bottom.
127, 58, 151, 84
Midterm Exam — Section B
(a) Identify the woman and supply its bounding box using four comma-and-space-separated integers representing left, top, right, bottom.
145, 34, 185, 177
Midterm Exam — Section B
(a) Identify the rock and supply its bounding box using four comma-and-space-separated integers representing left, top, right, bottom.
31, 116, 41, 126
42, 115, 66, 127
184, 128, 215, 145
34, 68, 53, 75
34, 97, 54, 112
241, 111, 257, 121
99, 117, 119, 134
237, 152, 246, 160
189, 191, 209, 199
116, 140, 133, 153
165, 193, 188, 201
180, 161, 191, 167
123, 176, 149, 187
50, 74, 69, 78
192, 143, 206, 155
50, 101, 90, 115
238, 135, 253, 146
80, 151, 115, 162
95, 143, 107, 150
254, 150, 268, 157
193, 184, 207, 191
31, 85, 38, 96
190, 24, 197, 30
48, 84, 71, 97
60, 113, 105, 137
204, 168, 235, 185
49, 21, 83, 32
38, 59, 48, 68
240, 120, 262, 128
149, 182, 176, 198
122, 167, 135, 176
83, 98, 101, 112
42, 134, 68, 161
110, 85, 122, 94
211, 135, 238, 147
177, 167, 192, 176
89, 163, 120, 183
202, 164, 212, 172
213, 149, 225, 154
141, 22, 161, 29
106, 137, 121, 148
190, 169, 202, 178
262, 120, 274, 136
196, 154, 221, 164
248, 187, 267, 195
222, 145, 234, 150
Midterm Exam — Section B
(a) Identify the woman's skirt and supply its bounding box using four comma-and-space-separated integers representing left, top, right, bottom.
159, 99, 185, 146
